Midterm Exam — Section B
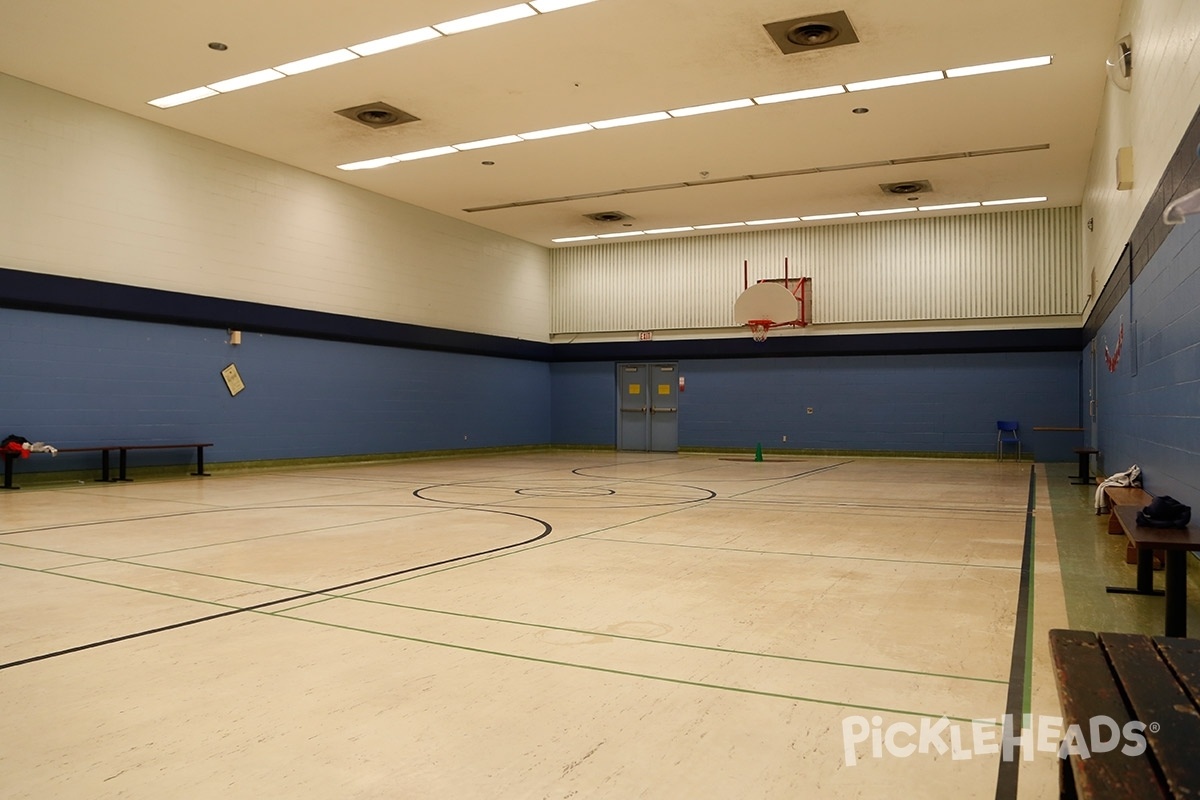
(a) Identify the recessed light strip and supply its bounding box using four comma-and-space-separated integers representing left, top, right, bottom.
464, 144, 1049, 212
147, 0, 602, 109
337, 54, 1053, 171
549, 197, 1048, 243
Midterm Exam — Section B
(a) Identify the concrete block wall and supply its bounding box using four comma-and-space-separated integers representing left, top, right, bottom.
1, 307, 551, 472
1091, 220, 1200, 502
552, 352, 1080, 458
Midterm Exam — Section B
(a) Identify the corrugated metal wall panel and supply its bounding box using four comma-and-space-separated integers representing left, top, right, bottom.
551, 207, 1081, 334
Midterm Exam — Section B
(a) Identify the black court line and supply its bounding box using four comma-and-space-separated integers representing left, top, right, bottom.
412, 480, 716, 509
995, 465, 1037, 800
0, 508, 552, 671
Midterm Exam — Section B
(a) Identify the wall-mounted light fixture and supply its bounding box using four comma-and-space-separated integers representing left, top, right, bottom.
1107, 34, 1132, 91
228, 329, 242, 345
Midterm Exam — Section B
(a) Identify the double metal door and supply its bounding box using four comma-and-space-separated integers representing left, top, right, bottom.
618, 363, 678, 452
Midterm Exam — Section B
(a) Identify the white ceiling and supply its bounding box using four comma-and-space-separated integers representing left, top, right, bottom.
0, 0, 1125, 248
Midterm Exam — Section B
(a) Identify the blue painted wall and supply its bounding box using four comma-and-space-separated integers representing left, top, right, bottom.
2, 306, 1085, 472
1, 307, 551, 473
552, 352, 1081, 458
549, 362, 616, 447
1088, 221, 1200, 502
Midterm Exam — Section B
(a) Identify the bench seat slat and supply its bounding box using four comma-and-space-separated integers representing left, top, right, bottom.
1102, 633, 1200, 797
1048, 630, 1167, 798
1155, 637, 1200, 713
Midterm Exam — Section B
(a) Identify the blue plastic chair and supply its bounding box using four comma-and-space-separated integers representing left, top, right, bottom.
996, 421, 1020, 461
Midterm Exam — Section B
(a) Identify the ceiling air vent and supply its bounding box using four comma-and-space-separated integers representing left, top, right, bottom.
583, 210, 633, 223
335, 102, 420, 129
764, 10, 859, 55
881, 180, 933, 196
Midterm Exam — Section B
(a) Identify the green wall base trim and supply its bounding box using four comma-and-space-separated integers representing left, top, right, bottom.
678, 446, 1014, 461
5, 445, 621, 488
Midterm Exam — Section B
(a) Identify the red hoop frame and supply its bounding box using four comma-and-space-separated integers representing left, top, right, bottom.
741, 258, 812, 334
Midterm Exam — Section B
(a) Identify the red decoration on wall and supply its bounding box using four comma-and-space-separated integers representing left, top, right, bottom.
1104, 321, 1125, 373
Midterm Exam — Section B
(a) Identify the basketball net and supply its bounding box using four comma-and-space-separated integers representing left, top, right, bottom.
748, 320, 772, 342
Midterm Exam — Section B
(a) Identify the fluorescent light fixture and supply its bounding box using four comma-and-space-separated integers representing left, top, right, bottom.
982, 196, 1047, 206
453, 135, 524, 151
668, 98, 753, 117
917, 202, 981, 212
434, 4, 536, 35
857, 207, 918, 216
644, 227, 695, 234
746, 217, 801, 225
597, 231, 645, 238
591, 111, 671, 129
801, 212, 858, 221
753, 85, 845, 105
337, 156, 400, 171
552, 235, 599, 242
349, 27, 443, 56
693, 222, 746, 230
148, 86, 219, 108
846, 71, 944, 92
531, 0, 599, 11
517, 123, 595, 140
208, 69, 286, 93
395, 146, 458, 162
946, 55, 1052, 78
275, 49, 358, 76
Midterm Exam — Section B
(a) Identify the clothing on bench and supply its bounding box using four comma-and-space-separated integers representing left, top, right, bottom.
1094, 464, 1141, 513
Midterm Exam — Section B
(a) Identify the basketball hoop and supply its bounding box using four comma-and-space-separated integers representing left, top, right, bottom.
748, 320, 772, 342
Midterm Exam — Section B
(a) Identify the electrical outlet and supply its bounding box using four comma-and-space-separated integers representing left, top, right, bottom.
782, 435, 787, 442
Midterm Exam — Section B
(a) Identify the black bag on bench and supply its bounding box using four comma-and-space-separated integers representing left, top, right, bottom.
1137, 496, 1192, 528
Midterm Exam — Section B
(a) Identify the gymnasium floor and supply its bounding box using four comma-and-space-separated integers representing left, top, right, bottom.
0, 452, 1194, 798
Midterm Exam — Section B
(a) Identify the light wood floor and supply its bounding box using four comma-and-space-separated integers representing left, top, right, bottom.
1, 452, 1078, 798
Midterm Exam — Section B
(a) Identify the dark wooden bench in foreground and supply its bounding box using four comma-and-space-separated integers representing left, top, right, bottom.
1050, 630, 1200, 798
1106, 506, 1200, 637
2, 443, 212, 490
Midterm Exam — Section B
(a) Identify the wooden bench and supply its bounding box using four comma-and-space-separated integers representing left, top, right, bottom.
2, 442, 212, 490
1071, 446, 1100, 485
1101, 485, 1162, 569
1105, 505, 1200, 637
1050, 630, 1200, 798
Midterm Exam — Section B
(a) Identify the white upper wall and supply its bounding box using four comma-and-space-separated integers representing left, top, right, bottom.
551, 207, 1081, 338
0, 74, 551, 342
1082, 0, 1200, 309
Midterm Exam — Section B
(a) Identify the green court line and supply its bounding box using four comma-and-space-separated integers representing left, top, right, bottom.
1, 542, 311, 596
322, 595, 1008, 685
282, 504, 705, 612
4, 457, 1026, 700
12, 546, 1008, 685
578, 534, 1021, 572
709, 496, 1025, 516
0, 558, 1003, 707
264, 609, 985, 724
725, 460, 854, 499
1024, 505, 1035, 727
0, 560, 249, 612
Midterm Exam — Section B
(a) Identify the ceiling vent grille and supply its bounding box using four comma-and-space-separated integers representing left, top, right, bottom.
335, 102, 420, 129
764, 11, 859, 55
881, 180, 933, 196
583, 211, 633, 223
